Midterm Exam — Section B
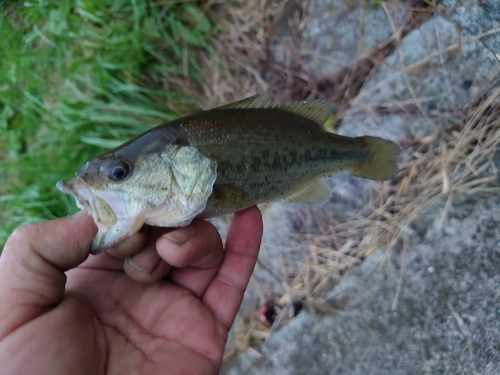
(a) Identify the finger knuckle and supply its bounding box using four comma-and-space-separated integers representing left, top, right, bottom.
5, 223, 39, 250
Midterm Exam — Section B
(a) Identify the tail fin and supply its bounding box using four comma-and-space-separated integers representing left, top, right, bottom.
351, 136, 399, 180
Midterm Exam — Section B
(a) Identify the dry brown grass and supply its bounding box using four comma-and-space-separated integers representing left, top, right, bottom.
199, 0, 500, 364
198, 0, 286, 107
300, 74, 500, 291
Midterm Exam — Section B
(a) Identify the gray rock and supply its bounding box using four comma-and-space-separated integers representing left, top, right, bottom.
441, 0, 500, 56
341, 15, 500, 142
295, 0, 403, 77
226, 194, 500, 374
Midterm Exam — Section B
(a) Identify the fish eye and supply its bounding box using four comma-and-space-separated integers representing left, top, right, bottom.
107, 160, 132, 182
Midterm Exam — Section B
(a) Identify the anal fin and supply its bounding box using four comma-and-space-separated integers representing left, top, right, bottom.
285, 180, 332, 205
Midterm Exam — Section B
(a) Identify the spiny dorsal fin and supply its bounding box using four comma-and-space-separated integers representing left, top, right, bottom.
285, 180, 332, 205
214, 95, 336, 126
214, 95, 272, 110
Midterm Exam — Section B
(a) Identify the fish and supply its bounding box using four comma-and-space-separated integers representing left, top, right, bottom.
57, 95, 398, 254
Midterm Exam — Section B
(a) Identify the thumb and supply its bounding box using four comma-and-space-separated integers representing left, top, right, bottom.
0, 211, 97, 339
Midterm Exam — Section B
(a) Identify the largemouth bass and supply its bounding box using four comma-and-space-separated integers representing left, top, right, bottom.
57, 95, 398, 254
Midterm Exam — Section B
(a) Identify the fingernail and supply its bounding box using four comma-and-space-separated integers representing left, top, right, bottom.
163, 227, 194, 245
70, 210, 87, 219
126, 254, 161, 275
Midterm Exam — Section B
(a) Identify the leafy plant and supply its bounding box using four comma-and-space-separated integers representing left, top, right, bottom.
0, 1, 216, 246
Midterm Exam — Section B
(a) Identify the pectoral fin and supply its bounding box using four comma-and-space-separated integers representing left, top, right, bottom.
285, 180, 332, 205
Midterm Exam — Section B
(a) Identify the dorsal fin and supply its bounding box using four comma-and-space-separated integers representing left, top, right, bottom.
214, 95, 272, 110
279, 100, 336, 126
214, 95, 336, 126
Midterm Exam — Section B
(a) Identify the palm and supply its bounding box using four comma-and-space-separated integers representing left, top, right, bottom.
67, 264, 223, 374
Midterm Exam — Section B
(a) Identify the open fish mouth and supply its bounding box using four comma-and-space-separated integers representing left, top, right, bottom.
57, 178, 118, 253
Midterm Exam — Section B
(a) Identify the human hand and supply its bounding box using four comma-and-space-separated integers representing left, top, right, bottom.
0, 207, 263, 375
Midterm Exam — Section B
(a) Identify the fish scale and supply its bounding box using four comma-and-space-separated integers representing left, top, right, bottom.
169, 110, 367, 210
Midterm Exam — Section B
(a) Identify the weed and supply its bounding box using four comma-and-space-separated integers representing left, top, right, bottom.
0, 1, 216, 246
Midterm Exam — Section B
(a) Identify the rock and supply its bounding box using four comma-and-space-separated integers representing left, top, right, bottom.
341, 15, 500, 142
224, 194, 500, 374
441, 0, 500, 56
298, 0, 405, 77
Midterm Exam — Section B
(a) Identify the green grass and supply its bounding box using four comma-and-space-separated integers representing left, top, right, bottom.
0, 1, 217, 246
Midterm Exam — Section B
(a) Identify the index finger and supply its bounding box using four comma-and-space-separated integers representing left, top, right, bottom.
201, 206, 263, 330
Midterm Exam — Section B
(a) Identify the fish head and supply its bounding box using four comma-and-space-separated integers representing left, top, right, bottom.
57, 145, 217, 254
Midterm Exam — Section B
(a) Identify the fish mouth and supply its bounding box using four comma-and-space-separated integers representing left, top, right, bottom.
57, 178, 118, 254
